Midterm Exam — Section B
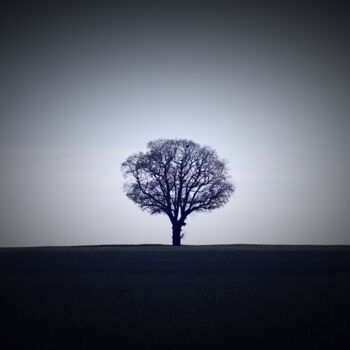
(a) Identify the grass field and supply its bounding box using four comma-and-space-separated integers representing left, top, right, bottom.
1, 245, 350, 349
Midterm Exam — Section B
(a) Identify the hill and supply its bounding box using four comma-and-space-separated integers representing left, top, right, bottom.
1, 244, 349, 349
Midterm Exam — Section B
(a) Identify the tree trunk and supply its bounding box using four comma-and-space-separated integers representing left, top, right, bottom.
172, 224, 182, 246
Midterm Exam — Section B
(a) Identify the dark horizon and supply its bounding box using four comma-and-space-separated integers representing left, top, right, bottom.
1, 243, 350, 251
2, 242, 350, 348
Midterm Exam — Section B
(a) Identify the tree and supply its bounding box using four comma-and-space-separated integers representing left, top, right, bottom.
121, 139, 235, 246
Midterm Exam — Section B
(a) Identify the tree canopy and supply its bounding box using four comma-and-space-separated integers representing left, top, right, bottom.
121, 139, 234, 245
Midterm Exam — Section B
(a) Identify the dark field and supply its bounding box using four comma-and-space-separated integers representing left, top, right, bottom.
1, 245, 350, 349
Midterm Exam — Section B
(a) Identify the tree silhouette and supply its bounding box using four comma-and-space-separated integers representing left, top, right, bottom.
121, 139, 235, 246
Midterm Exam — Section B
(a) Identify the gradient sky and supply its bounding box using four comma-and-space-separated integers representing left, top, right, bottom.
1, 2, 349, 246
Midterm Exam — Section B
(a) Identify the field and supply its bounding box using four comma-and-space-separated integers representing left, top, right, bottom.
1, 245, 350, 349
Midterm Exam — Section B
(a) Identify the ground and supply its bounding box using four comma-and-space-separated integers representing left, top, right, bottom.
1, 245, 350, 349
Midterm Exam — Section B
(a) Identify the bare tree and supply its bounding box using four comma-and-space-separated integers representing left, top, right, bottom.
121, 139, 235, 246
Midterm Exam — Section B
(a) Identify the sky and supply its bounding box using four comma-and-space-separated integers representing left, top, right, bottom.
1, 1, 349, 246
